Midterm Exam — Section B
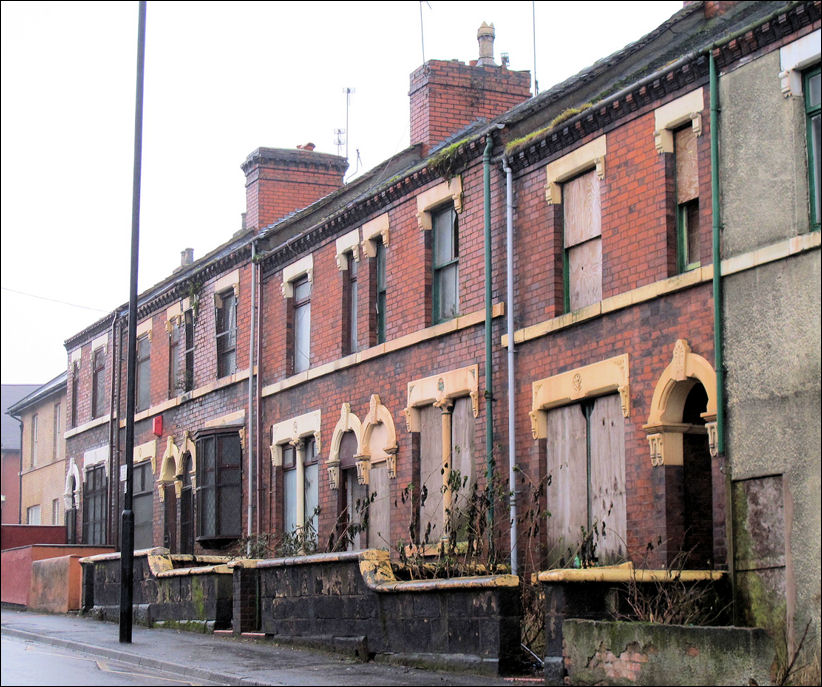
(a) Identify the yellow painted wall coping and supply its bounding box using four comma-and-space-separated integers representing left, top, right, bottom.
155, 564, 233, 577
537, 562, 726, 584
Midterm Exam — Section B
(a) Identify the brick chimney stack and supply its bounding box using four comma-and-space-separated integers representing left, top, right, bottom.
241, 145, 348, 232
409, 23, 532, 153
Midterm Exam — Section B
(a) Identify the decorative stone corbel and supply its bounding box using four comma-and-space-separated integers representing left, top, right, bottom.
356, 455, 370, 486
385, 448, 398, 479
327, 458, 340, 490
618, 384, 630, 419
270, 444, 282, 467
648, 433, 664, 467
705, 421, 718, 459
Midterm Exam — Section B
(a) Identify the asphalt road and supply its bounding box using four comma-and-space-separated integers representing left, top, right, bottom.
1, 634, 224, 686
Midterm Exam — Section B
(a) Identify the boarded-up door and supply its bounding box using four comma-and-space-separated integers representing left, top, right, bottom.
367, 422, 391, 549
419, 404, 443, 544
546, 394, 626, 565
589, 395, 627, 560
546, 404, 588, 565
450, 397, 475, 531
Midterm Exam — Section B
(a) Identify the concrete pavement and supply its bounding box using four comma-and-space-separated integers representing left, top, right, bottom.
1, 608, 541, 686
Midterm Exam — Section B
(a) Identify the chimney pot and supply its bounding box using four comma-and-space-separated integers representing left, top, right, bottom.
476, 22, 495, 66
181, 247, 194, 267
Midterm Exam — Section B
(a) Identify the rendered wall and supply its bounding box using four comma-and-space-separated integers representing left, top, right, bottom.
719, 44, 821, 664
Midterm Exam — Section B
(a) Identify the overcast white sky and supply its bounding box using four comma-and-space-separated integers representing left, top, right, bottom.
1, 0, 681, 385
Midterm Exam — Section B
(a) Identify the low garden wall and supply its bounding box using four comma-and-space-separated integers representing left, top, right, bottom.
539, 563, 729, 684
80, 548, 233, 632
245, 549, 521, 675
562, 619, 776, 685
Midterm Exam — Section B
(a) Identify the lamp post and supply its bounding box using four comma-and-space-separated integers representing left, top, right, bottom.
119, 0, 146, 644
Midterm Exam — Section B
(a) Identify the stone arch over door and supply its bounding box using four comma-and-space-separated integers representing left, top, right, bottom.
643, 339, 718, 466
361, 394, 399, 478
327, 403, 364, 488
158, 436, 182, 551
64, 459, 81, 510
643, 339, 724, 568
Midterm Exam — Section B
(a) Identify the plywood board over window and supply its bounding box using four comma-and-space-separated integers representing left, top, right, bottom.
419, 404, 443, 543
564, 170, 602, 311
675, 126, 699, 204
450, 397, 475, 516
545, 394, 626, 566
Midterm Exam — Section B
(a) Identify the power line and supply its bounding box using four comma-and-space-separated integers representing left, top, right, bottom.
1, 286, 110, 313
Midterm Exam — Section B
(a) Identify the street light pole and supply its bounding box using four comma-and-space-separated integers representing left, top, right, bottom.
119, 0, 146, 644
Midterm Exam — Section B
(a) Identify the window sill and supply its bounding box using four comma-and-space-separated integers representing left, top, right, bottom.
504, 230, 821, 347
261, 302, 505, 398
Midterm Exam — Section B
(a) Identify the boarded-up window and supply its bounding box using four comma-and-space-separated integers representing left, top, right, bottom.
546, 394, 626, 565
563, 170, 602, 311
675, 126, 700, 271
419, 404, 442, 544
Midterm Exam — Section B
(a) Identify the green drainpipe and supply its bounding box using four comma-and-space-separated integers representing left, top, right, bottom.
710, 52, 725, 457
483, 132, 495, 544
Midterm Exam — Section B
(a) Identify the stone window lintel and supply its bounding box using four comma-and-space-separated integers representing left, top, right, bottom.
653, 89, 704, 154
545, 135, 607, 204
416, 177, 463, 230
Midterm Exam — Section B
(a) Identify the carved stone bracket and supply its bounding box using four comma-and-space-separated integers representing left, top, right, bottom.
356, 455, 370, 486
705, 420, 718, 459
385, 448, 398, 479
648, 433, 664, 467
327, 458, 340, 490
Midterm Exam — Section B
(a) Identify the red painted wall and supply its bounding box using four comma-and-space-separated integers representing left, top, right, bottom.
0, 544, 113, 606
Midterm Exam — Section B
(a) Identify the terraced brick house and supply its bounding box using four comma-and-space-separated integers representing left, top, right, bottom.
62, 0, 820, 667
